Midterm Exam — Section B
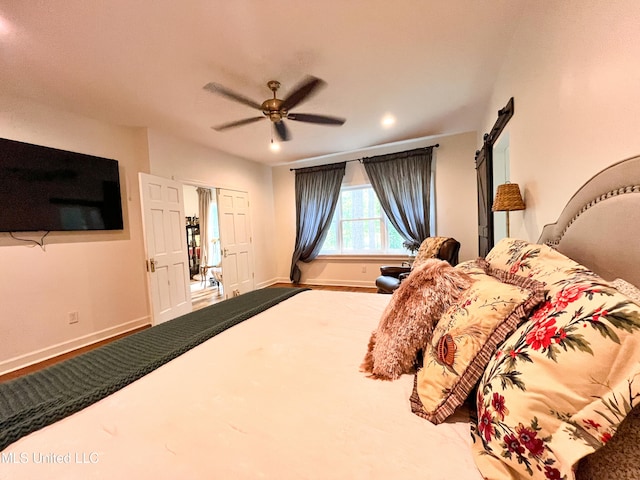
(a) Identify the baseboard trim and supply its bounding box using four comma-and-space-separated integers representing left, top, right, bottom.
304, 278, 375, 288
0, 316, 151, 377
271, 276, 375, 288
256, 278, 280, 289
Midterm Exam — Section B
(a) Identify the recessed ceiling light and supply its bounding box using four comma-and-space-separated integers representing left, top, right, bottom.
0, 15, 13, 36
381, 114, 396, 128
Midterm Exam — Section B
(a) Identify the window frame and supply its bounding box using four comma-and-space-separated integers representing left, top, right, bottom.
318, 184, 408, 256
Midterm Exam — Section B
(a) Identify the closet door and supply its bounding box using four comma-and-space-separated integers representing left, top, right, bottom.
216, 188, 255, 299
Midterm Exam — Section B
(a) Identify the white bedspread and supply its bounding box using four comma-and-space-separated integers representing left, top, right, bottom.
1, 290, 482, 479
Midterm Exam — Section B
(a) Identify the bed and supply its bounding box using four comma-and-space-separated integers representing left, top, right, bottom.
1, 155, 639, 479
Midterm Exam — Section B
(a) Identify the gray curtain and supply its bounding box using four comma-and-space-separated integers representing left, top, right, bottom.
290, 162, 346, 283
362, 146, 433, 251
197, 187, 212, 267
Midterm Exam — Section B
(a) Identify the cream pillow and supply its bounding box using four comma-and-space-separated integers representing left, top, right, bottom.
411, 260, 544, 424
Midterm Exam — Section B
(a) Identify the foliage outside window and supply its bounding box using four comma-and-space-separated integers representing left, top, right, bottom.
320, 185, 408, 255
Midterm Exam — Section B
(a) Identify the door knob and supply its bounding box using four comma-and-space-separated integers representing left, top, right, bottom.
149, 258, 157, 272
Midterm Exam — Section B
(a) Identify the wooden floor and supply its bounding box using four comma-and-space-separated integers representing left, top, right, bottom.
0, 326, 151, 383
0, 283, 376, 383
190, 282, 225, 311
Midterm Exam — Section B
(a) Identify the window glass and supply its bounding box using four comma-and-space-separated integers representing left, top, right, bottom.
320, 185, 408, 255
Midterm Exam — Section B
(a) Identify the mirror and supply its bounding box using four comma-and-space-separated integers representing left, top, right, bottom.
492, 131, 510, 243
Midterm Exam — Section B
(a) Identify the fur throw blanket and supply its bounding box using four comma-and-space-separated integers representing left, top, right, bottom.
361, 259, 473, 380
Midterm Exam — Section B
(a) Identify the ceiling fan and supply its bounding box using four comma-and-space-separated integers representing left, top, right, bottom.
203, 76, 346, 142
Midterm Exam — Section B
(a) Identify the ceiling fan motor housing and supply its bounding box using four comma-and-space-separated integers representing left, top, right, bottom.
263, 80, 286, 122
261, 98, 286, 122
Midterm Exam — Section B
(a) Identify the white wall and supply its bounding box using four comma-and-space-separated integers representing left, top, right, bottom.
0, 95, 150, 372
146, 129, 278, 288
482, 0, 640, 242
183, 185, 199, 219
272, 132, 478, 287
434, 132, 478, 261
0, 100, 280, 373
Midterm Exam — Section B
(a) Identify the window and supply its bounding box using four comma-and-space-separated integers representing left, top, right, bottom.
320, 185, 408, 255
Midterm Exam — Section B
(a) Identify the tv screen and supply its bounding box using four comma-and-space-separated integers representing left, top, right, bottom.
0, 137, 124, 232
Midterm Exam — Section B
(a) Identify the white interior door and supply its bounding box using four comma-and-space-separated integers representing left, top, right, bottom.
139, 173, 192, 325
216, 188, 254, 298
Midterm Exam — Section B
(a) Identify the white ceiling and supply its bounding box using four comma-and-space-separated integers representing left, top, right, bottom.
0, 1, 525, 166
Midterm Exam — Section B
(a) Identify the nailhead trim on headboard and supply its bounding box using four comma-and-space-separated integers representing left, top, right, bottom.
549, 185, 640, 245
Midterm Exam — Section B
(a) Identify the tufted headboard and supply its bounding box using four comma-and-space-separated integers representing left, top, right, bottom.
538, 155, 640, 288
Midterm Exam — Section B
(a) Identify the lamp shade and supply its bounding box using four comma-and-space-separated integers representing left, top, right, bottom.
492, 183, 525, 212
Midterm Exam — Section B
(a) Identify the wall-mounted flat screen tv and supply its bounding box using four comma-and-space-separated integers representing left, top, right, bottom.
0, 137, 124, 232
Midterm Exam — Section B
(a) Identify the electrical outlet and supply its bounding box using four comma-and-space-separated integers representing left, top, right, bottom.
361, 266, 367, 273
68, 311, 79, 324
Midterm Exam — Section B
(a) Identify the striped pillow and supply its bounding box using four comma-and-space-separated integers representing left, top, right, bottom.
411, 259, 544, 424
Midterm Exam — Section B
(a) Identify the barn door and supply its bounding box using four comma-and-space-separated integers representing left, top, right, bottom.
475, 143, 493, 258
475, 97, 515, 257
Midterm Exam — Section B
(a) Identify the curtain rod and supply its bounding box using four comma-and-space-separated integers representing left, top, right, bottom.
289, 143, 439, 171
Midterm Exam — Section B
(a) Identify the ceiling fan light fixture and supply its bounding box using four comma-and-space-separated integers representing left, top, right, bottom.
270, 139, 280, 152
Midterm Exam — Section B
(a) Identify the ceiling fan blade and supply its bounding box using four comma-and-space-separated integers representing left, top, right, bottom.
287, 113, 346, 126
274, 121, 291, 141
212, 116, 265, 131
280, 76, 326, 112
203, 82, 263, 110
